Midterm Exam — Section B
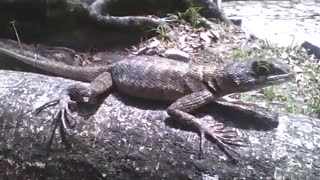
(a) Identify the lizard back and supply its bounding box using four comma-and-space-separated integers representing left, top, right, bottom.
111, 56, 207, 101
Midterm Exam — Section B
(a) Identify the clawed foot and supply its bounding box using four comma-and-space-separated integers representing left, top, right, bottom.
198, 122, 246, 160
36, 97, 80, 152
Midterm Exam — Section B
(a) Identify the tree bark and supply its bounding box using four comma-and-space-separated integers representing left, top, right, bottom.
0, 0, 233, 43
0, 70, 319, 179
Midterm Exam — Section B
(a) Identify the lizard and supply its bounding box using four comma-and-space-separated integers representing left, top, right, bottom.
0, 46, 295, 157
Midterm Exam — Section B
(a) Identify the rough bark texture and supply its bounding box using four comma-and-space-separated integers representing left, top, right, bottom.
0, 0, 230, 43
0, 0, 151, 50
0, 70, 319, 179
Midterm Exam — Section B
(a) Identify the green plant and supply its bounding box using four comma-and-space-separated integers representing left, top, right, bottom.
306, 68, 320, 118
261, 86, 301, 114
283, 96, 301, 114
148, 26, 169, 41
308, 97, 320, 117
263, 87, 277, 101
232, 49, 250, 59
177, 7, 202, 28
238, 93, 255, 102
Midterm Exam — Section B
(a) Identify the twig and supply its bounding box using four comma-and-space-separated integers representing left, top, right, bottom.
10, 20, 23, 51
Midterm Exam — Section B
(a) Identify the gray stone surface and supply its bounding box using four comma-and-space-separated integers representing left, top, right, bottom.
223, 0, 320, 49
0, 70, 320, 179
163, 48, 191, 62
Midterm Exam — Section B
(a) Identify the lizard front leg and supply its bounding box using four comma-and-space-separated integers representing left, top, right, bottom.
38, 72, 114, 151
167, 90, 243, 158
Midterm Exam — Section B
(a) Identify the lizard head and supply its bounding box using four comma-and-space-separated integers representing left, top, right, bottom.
214, 59, 295, 95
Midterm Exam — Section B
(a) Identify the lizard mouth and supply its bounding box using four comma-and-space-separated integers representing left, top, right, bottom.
265, 72, 295, 84
234, 72, 296, 93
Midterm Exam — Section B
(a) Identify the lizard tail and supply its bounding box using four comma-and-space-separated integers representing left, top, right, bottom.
0, 47, 110, 82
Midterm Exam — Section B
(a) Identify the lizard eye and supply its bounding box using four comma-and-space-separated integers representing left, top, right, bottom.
252, 60, 271, 76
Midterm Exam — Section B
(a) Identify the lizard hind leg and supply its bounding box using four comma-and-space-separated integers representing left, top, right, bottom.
41, 83, 92, 151
38, 72, 114, 150
36, 83, 91, 134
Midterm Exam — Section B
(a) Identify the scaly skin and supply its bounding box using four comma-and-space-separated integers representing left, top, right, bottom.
0, 46, 295, 158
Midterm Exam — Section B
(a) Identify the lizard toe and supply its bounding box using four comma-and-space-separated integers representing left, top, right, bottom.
197, 123, 247, 159
35, 99, 59, 115
58, 98, 79, 130
206, 124, 245, 146
40, 95, 80, 153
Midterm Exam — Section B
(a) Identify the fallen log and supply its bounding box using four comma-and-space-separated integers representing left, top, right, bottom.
0, 70, 319, 179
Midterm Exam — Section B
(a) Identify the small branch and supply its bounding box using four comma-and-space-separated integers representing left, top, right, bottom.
10, 20, 23, 51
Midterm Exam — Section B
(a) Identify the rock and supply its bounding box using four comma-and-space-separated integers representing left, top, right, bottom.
147, 38, 160, 49
302, 41, 320, 59
200, 32, 212, 44
163, 48, 191, 62
223, 1, 320, 48
0, 70, 319, 179
230, 18, 242, 27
